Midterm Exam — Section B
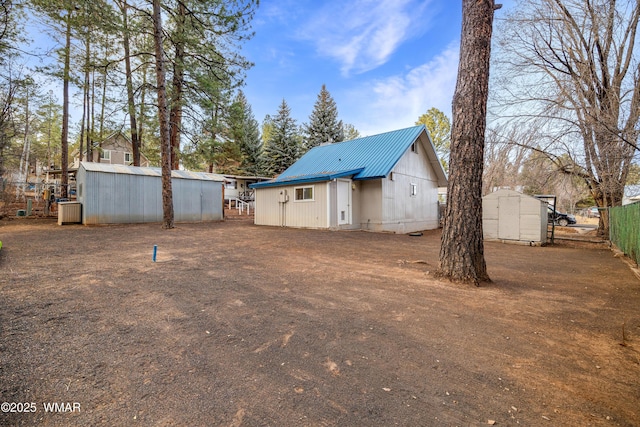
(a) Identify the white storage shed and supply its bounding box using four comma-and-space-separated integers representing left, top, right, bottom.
76, 162, 225, 225
483, 189, 548, 245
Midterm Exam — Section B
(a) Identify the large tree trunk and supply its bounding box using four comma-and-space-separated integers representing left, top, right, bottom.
88, 68, 95, 162
99, 40, 108, 143
78, 85, 85, 162
79, 46, 89, 164
436, 0, 499, 285
80, 27, 92, 164
16, 83, 30, 200
582, 121, 633, 236
46, 90, 53, 167
60, 7, 72, 199
152, 0, 174, 229
138, 55, 148, 152
121, 0, 140, 166
591, 177, 625, 238
169, 1, 186, 170
84, 69, 90, 161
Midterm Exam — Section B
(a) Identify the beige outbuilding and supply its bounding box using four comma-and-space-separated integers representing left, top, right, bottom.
251, 125, 448, 234
482, 189, 548, 245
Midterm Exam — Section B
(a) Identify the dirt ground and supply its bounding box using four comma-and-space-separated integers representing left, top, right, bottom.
0, 215, 639, 427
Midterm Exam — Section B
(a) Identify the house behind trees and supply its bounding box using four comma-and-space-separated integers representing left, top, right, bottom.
72, 132, 150, 168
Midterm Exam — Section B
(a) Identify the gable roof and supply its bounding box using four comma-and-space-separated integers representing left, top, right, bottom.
252, 125, 447, 188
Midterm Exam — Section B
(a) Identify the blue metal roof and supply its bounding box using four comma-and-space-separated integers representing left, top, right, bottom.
252, 125, 441, 188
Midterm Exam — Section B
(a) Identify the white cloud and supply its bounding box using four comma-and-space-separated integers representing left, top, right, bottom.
342, 44, 459, 135
259, 1, 307, 25
300, 0, 431, 76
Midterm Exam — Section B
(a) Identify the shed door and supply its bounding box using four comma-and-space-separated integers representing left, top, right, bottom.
337, 179, 352, 225
498, 197, 520, 240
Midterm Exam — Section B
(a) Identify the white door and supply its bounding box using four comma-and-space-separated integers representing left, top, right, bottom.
337, 179, 352, 225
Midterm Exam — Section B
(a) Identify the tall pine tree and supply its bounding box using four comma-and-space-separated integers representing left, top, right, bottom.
436, 0, 499, 285
165, 0, 258, 170
229, 91, 264, 176
30, 0, 82, 198
152, 0, 174, 229
342, 123, 360, 141
265, 99, 302, 175
303, 84, 343, 150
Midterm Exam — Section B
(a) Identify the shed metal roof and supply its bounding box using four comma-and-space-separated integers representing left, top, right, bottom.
252, 125, 447, 188
79, 162, 225, 181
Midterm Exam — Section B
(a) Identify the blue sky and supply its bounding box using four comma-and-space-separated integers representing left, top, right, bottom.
22, 1, 514, 138
243, 0, 514, 136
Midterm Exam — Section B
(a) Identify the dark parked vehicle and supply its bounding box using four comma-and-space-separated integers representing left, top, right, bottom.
548, 206, 576, 226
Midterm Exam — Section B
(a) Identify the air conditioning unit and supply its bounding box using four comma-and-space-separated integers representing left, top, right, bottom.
58, 202, 82, 225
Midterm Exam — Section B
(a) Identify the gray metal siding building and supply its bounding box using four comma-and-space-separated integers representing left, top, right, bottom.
76, 162, 224, 225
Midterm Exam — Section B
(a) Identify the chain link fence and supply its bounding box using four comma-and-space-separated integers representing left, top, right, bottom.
610, 202, 640, 267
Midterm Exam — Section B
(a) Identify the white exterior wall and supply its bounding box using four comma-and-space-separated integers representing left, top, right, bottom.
254, 182, 329, 228
519, 196, 547, 242
224, 178, 260, 201
378, 143, 440, 233
350, 180, 363, 229
254, 186, 285, 226
224, 179, 239, 200
482, 189, 547, 244
357, 179, 383, 231
483, 195, 499, 239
